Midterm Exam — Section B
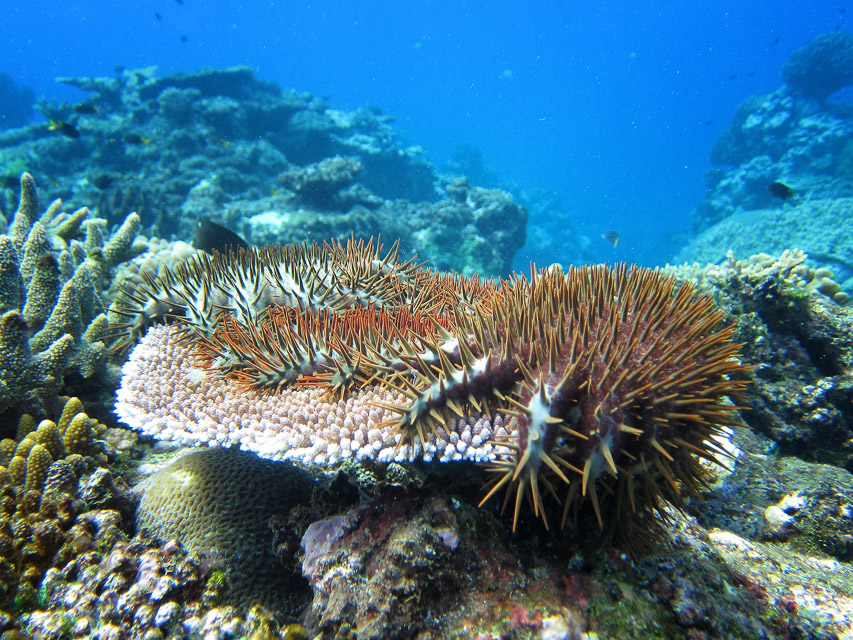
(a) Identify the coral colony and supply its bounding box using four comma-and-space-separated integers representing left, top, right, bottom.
114, 237, 749, 537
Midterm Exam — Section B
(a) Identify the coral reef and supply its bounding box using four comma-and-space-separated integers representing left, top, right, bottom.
274, 155, 365, 210
226, 169, 528, 275
0, 396, 134, 614
135, 448, 313, 612
782, 30, 853, 100
0, 174, 146, 427
695, 85, 853, 230
0, 66, 527, 276
676, 199, 853, 293
0, 395, 308, 640
680, 32, 853, 298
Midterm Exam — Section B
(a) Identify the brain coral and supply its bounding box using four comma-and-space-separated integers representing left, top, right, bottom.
116, 239, 749, 541
134, 447, 313, 611
782, 31, 853, 100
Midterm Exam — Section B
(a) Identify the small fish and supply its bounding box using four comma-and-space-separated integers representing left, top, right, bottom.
155, 12, 162, 21
123, 132, 152, 145
772, 36, 781, 45
729, 73, 738, 80
175, 0, 183, 4
768, 181, 795, 199
90, 173, 114, 190
72, 102, 99, 115
601, 231, 621, 248
180, 34, 188, 43
49, 120, 80, 139
195, 217, 248, 254
114, 65, 126, 74
703, 119, 715, 126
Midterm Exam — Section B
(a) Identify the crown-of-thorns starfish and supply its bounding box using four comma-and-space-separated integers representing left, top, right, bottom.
113, 237, 749, 538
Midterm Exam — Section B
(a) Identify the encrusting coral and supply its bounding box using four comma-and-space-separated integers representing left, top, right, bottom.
0, 173, 146, 425
115, 237, 749, 539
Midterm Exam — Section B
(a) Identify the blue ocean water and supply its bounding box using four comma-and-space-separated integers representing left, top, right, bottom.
2, 0, 846, 267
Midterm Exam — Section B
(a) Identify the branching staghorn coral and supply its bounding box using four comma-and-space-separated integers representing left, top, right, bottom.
0, 173, 146, 422
115, 237, 750, 541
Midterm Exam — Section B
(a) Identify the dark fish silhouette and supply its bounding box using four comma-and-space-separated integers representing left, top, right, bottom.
49, 120, 80, 139
90, 173, 114, 190
768, 181, 795, 199
155, 12, 162, 20
180, 34, 188, 43
123, 132, 151, 145
195, 217, 248, 254
601, 231, 621, 248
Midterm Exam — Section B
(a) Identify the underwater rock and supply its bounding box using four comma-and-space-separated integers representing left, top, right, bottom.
286, 488, 802, 639
783, 31, 853, 100
297, 496, 478, 639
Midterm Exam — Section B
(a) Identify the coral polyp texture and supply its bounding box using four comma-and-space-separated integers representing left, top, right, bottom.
115, 238, 749, 536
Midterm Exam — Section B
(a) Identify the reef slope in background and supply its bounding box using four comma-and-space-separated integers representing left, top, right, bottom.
0, 66, 526, 276
679, 31, 853, 293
